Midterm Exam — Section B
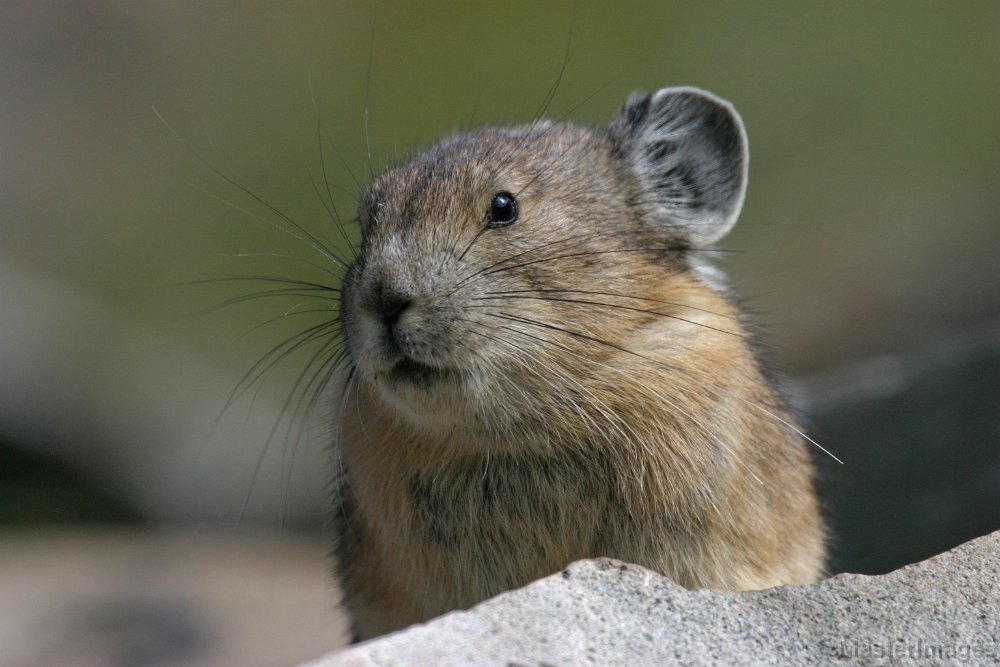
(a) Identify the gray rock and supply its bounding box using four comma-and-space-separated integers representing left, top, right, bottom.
305, 530, 999, 666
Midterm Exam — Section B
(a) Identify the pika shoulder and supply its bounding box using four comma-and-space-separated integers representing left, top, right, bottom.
333, 87, 825, 640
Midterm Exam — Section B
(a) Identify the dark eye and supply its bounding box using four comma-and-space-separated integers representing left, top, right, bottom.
487, 191, 518, 227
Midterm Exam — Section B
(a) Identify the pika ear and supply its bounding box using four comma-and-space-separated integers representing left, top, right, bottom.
609, 87, 748, 247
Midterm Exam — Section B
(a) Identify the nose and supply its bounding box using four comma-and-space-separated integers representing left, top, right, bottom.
371, 279, 412, 329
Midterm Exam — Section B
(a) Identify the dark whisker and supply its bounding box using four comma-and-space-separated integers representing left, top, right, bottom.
197, 288, 339, 317
482, 246, 733, 278
239, 330, 342, 527
485, 312, 765, 481
489, 311, 644, 361
495, 323, 579, 358
456, 214, 491, 262
472, 294, 744, 338
315, 108, 359, 261
486, 311, 839, 463
153, 107, 348, 268
219, 319, 342, 421
237, 308, 340, 341
363, 19, 377, 180
311, 179, 356, 262
280, 343, 351, 505
221, 253, 345, 280
448, 229, 608, 296
275, 334, 347, 520
510, 126, 606, 201
488, 8, 577, 179
483, 288, 739, 321
320, 178, 362, 202
169, 275, 340, 291
184, 181, 351, 269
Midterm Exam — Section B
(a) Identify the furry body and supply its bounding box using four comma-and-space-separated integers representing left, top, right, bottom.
333, 88, 825, 640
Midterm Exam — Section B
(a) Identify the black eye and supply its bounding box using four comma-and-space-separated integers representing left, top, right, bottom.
487, 191, 518, 227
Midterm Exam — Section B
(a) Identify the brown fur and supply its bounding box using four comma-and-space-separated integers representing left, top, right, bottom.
332, 90, 825, 640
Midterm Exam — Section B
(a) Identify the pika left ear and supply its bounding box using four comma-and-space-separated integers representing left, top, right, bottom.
609, 87, 748, 247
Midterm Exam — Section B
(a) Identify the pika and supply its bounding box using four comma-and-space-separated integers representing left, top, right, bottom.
333, 87, 825, 640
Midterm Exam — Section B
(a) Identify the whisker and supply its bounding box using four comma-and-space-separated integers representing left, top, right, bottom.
236, 307, 339, 341
311, 179, 356, 262
282, 345, 351, 507
226, 318, 341, 528
221, 252, 345, 280
448, 229, 608, 296
488, 320, 720, 482
734, 398, 844, 465
168, 275, 340, 291
485, 8, 578, 179
275, 334, 348, 521
183, 180, 351, 269
482, 246, 732, 278
490, 311, 644, 362
363, 19, 376, 180
153, 106, 349, 268
319, 178, 362, 202
471, 294, 744, 338
219, 319, 342, 422
315, 107, 360, 261
468, 329, 620, 442
197, 288, 339, 317
490, 312, 763, 484
509, 125, 606, 201
483, 288, 739, 321
456, 214, 491, 262
485, 310, 839, 465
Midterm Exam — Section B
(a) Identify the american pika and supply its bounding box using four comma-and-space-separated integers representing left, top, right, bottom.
333, 87, 825, 640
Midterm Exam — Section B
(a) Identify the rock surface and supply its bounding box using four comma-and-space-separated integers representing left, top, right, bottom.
305, 530, 999, 666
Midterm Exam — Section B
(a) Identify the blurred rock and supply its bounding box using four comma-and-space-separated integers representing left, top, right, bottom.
310, 530, 999, 667
801, 321, 1000, 574
0, 262, 326, 527
0, 529, 348, 667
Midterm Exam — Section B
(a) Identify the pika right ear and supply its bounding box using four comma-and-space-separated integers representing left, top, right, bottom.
609, 87, 748, 247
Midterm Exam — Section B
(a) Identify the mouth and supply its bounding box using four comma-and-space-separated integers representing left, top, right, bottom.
386, 357, 454, 385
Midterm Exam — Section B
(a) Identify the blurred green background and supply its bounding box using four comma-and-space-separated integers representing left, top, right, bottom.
1, 1, 998, 663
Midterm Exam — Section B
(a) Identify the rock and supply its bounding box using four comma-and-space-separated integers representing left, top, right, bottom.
304, 530, 999, 666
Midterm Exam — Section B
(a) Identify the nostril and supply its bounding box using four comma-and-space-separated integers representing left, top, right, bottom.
371, 282, 412, 327
380, 294, 411, 326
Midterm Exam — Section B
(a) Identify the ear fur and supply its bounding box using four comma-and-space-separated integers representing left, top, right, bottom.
609, 87, 748, 247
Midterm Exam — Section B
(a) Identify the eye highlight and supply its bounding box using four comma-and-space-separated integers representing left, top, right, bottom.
486, 191, 518, 227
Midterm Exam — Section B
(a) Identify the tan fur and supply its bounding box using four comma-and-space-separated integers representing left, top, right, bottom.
332, 91, 825, 640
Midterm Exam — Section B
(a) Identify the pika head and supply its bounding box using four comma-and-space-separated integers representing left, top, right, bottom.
340, 87, 748, 434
